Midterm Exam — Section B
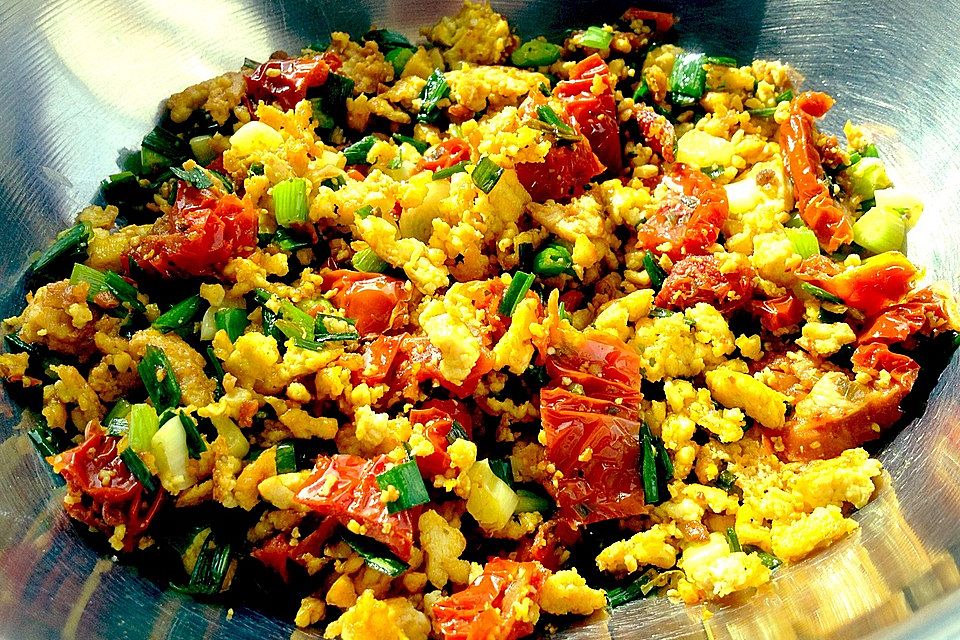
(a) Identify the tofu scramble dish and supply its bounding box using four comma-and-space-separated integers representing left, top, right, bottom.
2, 2, 958, 638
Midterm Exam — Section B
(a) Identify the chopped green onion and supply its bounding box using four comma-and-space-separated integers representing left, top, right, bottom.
141, 125, 190, 172
488, 459, 513, 486
633, 78, 650, 102
189, 135, 217, 165
205, 346, 226, 400
534, 104, 579, 141
499, 271, 535, 317
853, 206, 906, 254
431, 161, 469, 180
417, 69, 450, 124
249, 163, 265, 176
800, 282, 844, 305
376, 460, 430, 513
472, 156, 503, 194
343, 135, 378, 165
273, 177, 310, 226
275, 442, 297, 473
138, 345, 182, 413
784, 227, 821, 259
447, 420, 469, 444
215, 307, 249, 342
341, 530, 409, 576
580, 25, 613, 50
291, 333, 360, 351
669, 53, 707, 103
392, 134, 429, 155
171, 166, 213, 190
104, 399, 132, 436
385, 47, 414, 76
715, 469, 736, 492
208, 169, 234, 193
243, 57, 261, 69
364, 29, 415, 52
274, 300, 316, 342
643, 251, 667, 292
510, 40, 562, 67
515, 488, 552, 513
701, 165, 726, 181
355, 204, 375, 219
845, 157, 892, 199
640, 422, 661, 504
705, 55, 737, 67
725, 526, 742, 553
753, 549, 782, 570
323, 73, 355, 106
749, 90, 795, 117
352, 248, 389, 273
69, 263, 106, 295
172, 532, 232, 595
69, 265, 145, 313
179, 413, 207, 459
128, 403, 160, 453
861, 143, 879, 158
321, 175, 347, 191
120, 447, 157, 492
154, 295, 203, 334
775, 89, 794, 103
533, 244, 573, 277
30, 222, 93, 278
27, 422, 72, 458
607, 572, 654, 608
315, 312, 356, 335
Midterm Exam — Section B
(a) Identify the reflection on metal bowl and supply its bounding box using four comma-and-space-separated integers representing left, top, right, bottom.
1, 1, 959, 639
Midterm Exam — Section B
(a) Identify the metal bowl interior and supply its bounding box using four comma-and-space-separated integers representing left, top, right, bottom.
1, 1, 959, 638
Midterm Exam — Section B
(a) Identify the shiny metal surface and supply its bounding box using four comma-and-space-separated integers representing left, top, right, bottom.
0, 1, 958, 638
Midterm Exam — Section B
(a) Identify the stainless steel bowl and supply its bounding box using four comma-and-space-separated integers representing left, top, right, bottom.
2, 1, 959, 638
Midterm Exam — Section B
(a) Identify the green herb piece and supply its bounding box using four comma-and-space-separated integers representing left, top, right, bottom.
800, 282, 844, 305
355, 204, 375, 219
669, 53, 707, 104
499, 271, 535, 317
447, 420, 469, 444
639, 422, 672, 506
214, 308, 249, 342
633, 78, 650, 102
607, 571, 656, 608
391, 134, 430, 154
784, 226, 821, 259
179, 413, 207, 459
172, 531, 232, 596
352, 248, 389, 273
705, 55, 737, 67
725, 526, 742, 553
471, 156, 503, 194
205, 346, 226, 400
511, 40, 562, 67
30, 222, 93, 279
275, 300, 317, 341
153, 295, 203, 334
189, 135, 217, 165
533, 244, 573, 277
27, 422, 72, 458
341, 531, 410, 577
128, 403, 160, 453
376, 460, 430, 513
243, 57, 261, 69
386, 47, 414, 76
343, 135, 378, 165
171, 166, 213, 190
488, 459, 513, 487
119, 448, 157, 492
754, 549, 783, 570
715, 469, 736, 492
141, 125, 190, 173
275, 442, 297, 474
291, 333, 360, 351
273, 177, 310, 226
515, 488, 553, 514
580, 25, 613, 50
248, 163, 265, 176
431, 161, 469, 180
104, 399, 132, 436
642, 251, 667, 292
852, 206, 906, 254
364, 29, 415, 52
417, 69, 450, 124
321, 175, 347, 191
137, 345, 182, 413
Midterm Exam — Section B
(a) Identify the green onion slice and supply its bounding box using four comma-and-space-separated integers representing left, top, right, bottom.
511, 40, 562, 67
171, 531, 232, 596
432, 161, 469, 180
417, 69, 450, 124
533, 244, 573, 277
128, 403, 160, 453
137, 345, 182, 413
376, 459, 430, 513
275, 442, 297, 474
515, 488, 553, 514
30, 222, 93, 278
27, 422, 72, 458
291, 333, 360, 351
580, 25, 613, 50
273, 177, 310, 226
321, 175, 347, 191
800, 282, 844, 305
170, 166, 214, 190
119, 447, 157, 492
447, 420, 469, 444
642, 251, 667, 292
205, 346, 226, 400
472, 156, 503, 194
214, 307, 249, 342
179, 413, 207, 459
154, 295, 203, 334
669, 53, 707, 103
725, 526, 742, 553
386, 47, 414, 77
488, 458, 513, 486
343, 135, 378, 165
784, 226, 821, 259
705, 55, 737, 67
341, 530, 410, 577
392, 134, 430, 154
498, 271, 535, 317
352, 248, 389, 273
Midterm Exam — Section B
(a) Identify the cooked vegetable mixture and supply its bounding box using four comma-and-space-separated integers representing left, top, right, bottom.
3, 3, 959, 638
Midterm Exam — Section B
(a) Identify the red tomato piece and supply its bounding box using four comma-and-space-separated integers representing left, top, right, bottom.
432, 559, 548, 640
251, 517, 338, 582
322, 270, 410, 336
775, 343, 919, 462
779, 91, 853, 252
859, 286, 955, 345
246, 53, 342, 111
636, 163, 728, 260
818, 252, 917, 317
748, 294, 805, 332
130, 184, 257, 278
419, 138, 472, 172
294, 454, 416, 560
554, 54, 622, 173
635, 105, 675, 162
515, 93, 605, 202
409, 400, 474, 478
622, 8, 675, 32
55, 428, 164, 552
544, 332, 644, 405
655, 254, 755, 314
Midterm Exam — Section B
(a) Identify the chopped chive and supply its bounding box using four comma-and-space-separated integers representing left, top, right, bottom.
249, 163, 265, 176
642, 251, 667, 292
170, 166, 214, 190
715, 469, 736, 491
364, 29, 415, 52
498, 271, 535, 317
514, 488, 553, 514
391, 134, 429, 154
69, 263, 107, 295
208, 169, 234, 194
341, 530, 409, 577
704, 55, 737, 67
431, 161, 469, 180
861, 143, 879, 158
640, 422, 661, 505
128, 403, 160, 453
243, 57, 262, 69
137, 345, 182, 413
141, 125, 190, 172
104, 399, 132, 436
606, 572, 654, 608
30, 222, 93, 278
355, 204, 375, 219
27, 422, 72, 458
471, 156, 503, 194
69, 265, 145, 313
775, 89, 794, 103
535, 104, 576, 134
754, 549, 782, 570
784, 227, 821, 259
633, 78, 650, 102
272, 177, 310, 226
291, 333, 359, 351
214, 307, 249, 342
321, 175, 347, 191
352, 248, 389, 273
343, 135, 378, 165
447, 420, 469, 444
153, 295, 203, 334
701, 165, 726, 181
376, 459, 430, 513
189, 135, 217, 165
417, 69, 450, 124
179, 413, 207, 459
275, 442, 297, 473
669, 53, 707, 103
172, 532, 232, 595
725, 526, 742, 553
488, 459, 513, 487
385, 47, 414, 76
510, 40, 562, 67
533, 244, 573, 277
580, 25, 613, 50
119, 448, 157, 492
800, 282, 844, 305
205, 346, 226, 400
274, 300, 316, 342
